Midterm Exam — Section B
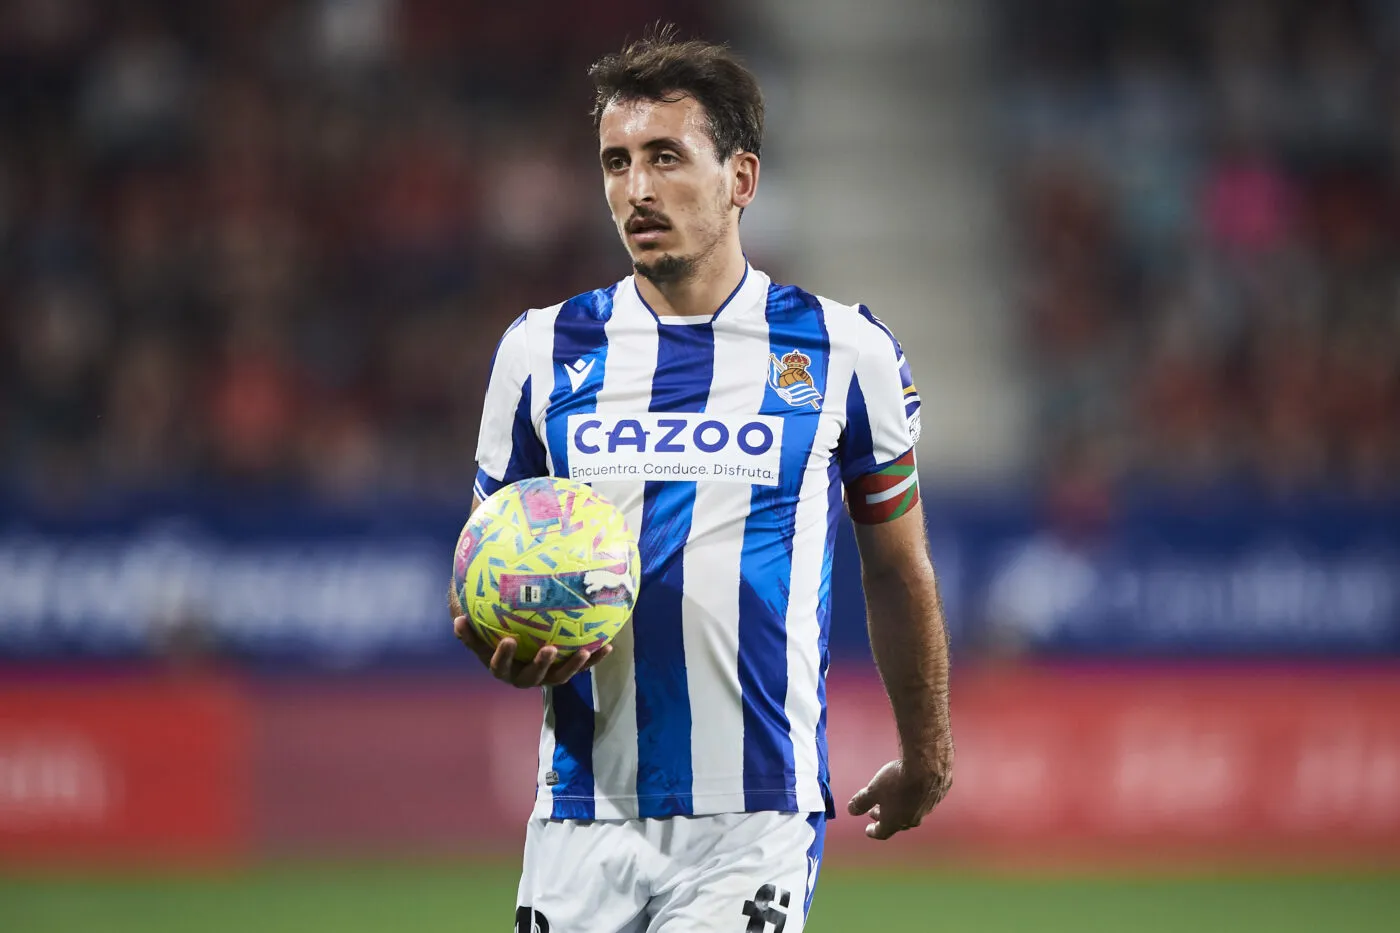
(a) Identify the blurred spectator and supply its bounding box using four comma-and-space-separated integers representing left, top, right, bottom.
1002, 0, 1400, 501
0, 0, 720, 505
12, 0, 1392, 508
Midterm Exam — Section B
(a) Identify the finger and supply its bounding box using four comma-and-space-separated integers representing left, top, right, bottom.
866, 819, 901, 841
542, 649, 592, 687
848, 785, 875, 816
514, 645, 558, 688
453, 615, 481, 648
580, 644, 613, 672
454, 617, 493, 661
868, 805, 882, 824
489, 637, 518, 680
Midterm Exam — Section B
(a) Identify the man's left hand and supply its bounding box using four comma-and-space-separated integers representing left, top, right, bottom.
847, 743, 953, 840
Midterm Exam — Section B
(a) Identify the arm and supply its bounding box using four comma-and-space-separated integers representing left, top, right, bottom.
836, 304, 952, 839
846, 499, 954, 839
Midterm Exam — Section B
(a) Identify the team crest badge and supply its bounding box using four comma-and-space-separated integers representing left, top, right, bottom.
768, 349, 822, 410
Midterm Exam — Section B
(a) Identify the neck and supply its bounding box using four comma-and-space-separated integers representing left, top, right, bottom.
634, 238, 748, 318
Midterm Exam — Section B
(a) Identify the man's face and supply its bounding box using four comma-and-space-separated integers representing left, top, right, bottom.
599, 94, 737, 286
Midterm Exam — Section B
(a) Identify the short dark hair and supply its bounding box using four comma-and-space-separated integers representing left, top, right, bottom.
588, 24, 764, 161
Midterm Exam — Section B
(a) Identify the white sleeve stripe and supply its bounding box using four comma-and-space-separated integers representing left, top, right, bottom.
864, 472, 918, 504
475, 313, 535, 479
851, 312, 915, 465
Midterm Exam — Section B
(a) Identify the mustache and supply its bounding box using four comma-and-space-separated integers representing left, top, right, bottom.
625, 208, 672, 233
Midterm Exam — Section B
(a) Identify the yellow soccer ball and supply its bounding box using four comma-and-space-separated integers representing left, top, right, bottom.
452, 477, 639, 663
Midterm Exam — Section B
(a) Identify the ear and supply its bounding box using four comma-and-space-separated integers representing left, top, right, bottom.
731, 152, 759, 209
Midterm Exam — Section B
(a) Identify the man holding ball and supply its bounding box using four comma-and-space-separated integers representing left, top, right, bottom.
452, 24, 953, 933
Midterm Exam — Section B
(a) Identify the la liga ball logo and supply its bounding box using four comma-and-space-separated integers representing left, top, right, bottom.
454, 526, 480, 579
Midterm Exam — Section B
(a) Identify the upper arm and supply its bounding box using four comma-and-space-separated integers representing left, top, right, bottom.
852, 500, 935, 586
475, 313, 548, 500
840, 306, 922, 525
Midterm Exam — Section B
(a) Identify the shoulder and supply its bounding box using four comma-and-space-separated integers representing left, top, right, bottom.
508, 278, 629, 329
762, 277, 869, 320
767, 280, 898, 354
553, 280, 626, 323
498, 278, 628, 354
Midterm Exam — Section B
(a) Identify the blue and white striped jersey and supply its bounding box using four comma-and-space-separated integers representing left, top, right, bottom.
474, 265, 921, 821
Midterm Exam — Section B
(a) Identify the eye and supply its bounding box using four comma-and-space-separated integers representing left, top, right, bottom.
603, 155, 628, 173
654, 151, 680, 166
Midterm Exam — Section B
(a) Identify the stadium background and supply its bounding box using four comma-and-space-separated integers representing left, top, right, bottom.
1, 0, 1397, 930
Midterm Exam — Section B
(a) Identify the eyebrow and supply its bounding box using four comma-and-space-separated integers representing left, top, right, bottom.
599, 137, 687, 163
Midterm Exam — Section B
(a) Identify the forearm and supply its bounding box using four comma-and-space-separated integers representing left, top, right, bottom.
862, 560, 952, 771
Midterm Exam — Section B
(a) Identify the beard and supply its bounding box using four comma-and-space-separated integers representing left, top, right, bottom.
633, 253, 695, 285
627, 187, 731, 288
631, 219, 725, 287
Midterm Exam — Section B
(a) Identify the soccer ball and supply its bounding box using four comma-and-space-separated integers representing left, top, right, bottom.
453, 477, 640, 663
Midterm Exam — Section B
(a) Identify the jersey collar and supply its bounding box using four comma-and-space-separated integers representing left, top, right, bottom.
626, 262, 767, 325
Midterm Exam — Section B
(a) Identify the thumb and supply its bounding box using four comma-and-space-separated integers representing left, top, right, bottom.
848, 783, 876, 816
454, 616, 493, 662
454, 615, 479, 645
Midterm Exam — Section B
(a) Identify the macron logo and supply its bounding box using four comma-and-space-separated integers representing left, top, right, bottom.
565, 357, 595, 393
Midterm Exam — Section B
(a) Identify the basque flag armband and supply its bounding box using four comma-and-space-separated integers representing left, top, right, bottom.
846, 448, 919, 524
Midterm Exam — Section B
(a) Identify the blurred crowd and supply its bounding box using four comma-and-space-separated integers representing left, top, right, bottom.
0, 0, 717, 504
1003, 0, 1400, 501
5, 1, 1397, 508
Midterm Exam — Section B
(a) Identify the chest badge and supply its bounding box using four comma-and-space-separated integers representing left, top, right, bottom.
768, 349, 822, 410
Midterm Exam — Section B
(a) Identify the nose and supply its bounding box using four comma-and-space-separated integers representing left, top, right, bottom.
626, 163, 655, 206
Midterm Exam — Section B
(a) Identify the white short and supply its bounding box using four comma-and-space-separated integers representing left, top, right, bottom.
515, 811, 827, 933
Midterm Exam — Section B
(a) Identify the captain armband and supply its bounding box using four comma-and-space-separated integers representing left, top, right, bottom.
845, 449, 920, 524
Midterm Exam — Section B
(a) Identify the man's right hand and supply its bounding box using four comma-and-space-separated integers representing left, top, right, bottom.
453, 615, 613, 688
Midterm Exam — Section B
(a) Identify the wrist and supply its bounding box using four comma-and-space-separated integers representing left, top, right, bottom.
900, 722, 952, 774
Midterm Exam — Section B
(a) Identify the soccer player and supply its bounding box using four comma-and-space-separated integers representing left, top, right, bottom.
452, 27, 953, 933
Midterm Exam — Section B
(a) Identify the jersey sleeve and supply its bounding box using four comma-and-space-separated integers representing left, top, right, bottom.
474, 313, 548, 501
839, 306, 922, 524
